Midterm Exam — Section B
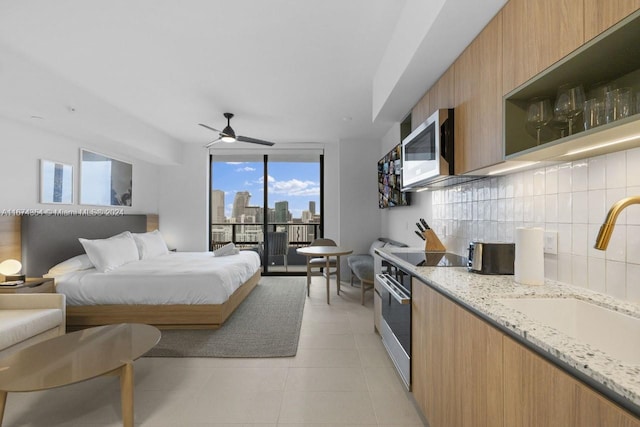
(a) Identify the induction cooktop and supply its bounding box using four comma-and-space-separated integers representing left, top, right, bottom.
389, 251, 468, 267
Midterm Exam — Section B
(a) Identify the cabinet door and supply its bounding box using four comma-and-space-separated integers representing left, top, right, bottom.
428, 65, 455, 115
502, 0, 584, 94
412, 281, 503, 427
584, 0, 640, 41
454, 12, 503, 174
411, 92, 431, 132
503, 337, 640, 427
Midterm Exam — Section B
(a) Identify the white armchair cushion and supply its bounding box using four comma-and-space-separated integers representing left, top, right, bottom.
0, 309, 63, 350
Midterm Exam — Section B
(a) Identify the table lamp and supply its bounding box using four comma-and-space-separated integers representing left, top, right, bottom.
0, 259, 25, 282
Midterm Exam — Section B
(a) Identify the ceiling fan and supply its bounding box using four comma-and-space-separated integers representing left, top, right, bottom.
199, 113, 275, 147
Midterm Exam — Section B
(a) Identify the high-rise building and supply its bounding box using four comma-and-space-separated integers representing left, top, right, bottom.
309, 201, 316, 215
232, 191, 251, 220
275, 201, 289, 223
210, 190, 225, 223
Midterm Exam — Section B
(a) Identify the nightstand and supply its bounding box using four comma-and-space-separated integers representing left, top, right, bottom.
0, 278, 55, 294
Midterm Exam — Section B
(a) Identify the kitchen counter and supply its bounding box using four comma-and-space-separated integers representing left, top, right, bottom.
377, 247, 640, 415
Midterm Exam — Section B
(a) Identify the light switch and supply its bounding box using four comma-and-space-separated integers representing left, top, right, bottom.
544, 231, 558, 255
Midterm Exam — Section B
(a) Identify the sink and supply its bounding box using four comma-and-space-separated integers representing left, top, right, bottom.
497, 297, 640, 365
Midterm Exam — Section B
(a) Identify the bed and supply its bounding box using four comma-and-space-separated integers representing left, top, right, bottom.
20, 215, 262, 330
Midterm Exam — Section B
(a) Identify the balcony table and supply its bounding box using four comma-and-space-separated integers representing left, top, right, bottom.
296, 245, 352, 304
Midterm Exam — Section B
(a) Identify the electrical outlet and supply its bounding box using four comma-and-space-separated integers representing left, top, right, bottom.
544, 231, 558, 255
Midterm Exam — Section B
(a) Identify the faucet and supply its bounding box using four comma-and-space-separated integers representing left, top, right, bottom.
594, 196, 640, 250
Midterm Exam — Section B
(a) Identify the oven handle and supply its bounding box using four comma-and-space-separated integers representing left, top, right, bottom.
376, 274, 410, 304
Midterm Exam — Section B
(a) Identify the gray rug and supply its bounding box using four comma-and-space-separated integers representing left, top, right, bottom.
145, 277, 306, 358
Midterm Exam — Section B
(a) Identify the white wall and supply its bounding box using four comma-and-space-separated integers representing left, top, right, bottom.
379, 123, 432, 248
0, 117, 159, 214
158, 143, 210, 251
338, 137, 382, 261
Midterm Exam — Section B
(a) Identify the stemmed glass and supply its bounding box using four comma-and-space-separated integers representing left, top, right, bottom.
526, 98, 553, 145
554, 84, 585, 136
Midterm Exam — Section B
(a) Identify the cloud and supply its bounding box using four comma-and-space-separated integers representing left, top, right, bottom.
257, 175, 276, 184
236, 166, 256, 172
225, 162, 244, 165
269, 178, 320, 196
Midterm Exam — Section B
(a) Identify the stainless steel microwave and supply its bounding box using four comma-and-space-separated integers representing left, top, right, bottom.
401, 108, 454, 191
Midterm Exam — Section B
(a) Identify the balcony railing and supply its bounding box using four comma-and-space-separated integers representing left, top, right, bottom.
211, 222, 321, 271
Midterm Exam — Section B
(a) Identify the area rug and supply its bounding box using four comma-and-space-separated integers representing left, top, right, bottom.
145, 276, 306, 358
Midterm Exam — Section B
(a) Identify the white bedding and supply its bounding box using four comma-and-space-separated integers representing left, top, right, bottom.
54, 251, 261, 306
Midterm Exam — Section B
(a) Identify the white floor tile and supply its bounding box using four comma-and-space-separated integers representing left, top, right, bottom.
284, 367, 368, 392
278, 391, 377, 424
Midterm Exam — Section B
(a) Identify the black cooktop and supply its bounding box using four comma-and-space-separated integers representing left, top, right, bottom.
389, 251, 468, 267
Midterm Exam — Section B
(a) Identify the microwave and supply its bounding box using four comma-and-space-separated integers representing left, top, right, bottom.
401, 108, 454, 191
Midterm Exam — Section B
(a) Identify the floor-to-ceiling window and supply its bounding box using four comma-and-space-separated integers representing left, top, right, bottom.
210, 152, 323, 275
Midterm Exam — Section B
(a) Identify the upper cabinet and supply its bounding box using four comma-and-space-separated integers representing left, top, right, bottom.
584, 0, 640, 41
502, 0, 584, 95
454, 12, 503, 174
428, 66, 455, 115
411, 92, 431, 132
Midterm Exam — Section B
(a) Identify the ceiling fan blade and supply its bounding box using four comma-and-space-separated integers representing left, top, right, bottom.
237, 135, 275, 146
203, 138, 223, 148
198, 123, 223, 133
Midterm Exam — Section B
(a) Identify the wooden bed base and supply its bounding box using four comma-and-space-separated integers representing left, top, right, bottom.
65, 270, 261, 330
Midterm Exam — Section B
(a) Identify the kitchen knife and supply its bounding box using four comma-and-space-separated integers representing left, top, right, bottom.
415, 230, 426, 240
420, 218, 430, 229
416, 222, 425, 233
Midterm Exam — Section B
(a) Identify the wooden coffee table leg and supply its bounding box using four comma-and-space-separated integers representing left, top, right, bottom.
120, 362, 134, 427
0, 390, 7, 426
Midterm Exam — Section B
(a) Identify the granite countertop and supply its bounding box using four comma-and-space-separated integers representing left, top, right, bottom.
376, 247, 640, 412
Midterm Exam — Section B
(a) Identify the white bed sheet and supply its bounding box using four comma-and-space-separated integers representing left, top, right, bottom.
55, 251, 261, 306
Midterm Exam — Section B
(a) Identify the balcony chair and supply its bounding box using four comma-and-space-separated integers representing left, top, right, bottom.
264, 231, 289, 271
305, 238, 341, 296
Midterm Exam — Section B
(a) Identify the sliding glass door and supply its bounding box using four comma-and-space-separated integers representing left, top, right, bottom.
210, 152, 322, 275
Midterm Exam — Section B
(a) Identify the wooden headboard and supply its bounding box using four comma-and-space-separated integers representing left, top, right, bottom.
20, 214, 158, 277
0, 216, 21, 263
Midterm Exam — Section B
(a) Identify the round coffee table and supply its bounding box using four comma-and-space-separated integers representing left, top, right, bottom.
0, 323, 160, 427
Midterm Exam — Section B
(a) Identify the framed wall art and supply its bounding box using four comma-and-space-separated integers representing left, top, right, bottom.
80, 149, 133, 206
40, 159, 73, 204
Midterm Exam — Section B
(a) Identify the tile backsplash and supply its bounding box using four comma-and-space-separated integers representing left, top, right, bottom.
431, 147, 640, 303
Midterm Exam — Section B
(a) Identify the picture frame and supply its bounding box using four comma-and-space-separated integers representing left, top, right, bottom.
80, 149, 133, 207
40, 159, 73, 204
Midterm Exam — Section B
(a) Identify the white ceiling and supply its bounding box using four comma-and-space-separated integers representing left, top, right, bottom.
0, 0, 504, 164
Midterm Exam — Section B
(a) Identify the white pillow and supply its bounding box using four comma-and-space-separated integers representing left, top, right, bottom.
132, 230, 169, 259
79, 231, 140, 273
44, 254, 94, 278
213, 242, 240, 257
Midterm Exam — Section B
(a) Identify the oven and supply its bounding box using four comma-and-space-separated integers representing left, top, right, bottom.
375, 251, 468, 391
376, 263, 412, 389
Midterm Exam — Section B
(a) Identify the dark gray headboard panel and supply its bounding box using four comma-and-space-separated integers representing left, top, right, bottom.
22, 215, 148, 277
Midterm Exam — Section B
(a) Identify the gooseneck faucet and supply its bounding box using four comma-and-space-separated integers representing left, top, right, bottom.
594, 196, 640, 250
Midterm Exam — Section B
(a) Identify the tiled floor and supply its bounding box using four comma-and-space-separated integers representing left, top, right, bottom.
2, 277, 426, 426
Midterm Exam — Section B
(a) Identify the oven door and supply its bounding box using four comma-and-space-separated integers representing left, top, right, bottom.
376, 272, 411, 389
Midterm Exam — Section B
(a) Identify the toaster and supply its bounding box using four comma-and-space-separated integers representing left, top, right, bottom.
467, 242, 515, 275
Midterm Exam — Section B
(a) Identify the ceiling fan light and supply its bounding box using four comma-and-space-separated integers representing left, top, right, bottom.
221, 135, 236, 143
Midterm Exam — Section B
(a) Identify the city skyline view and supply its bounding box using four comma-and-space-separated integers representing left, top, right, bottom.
211, 161, 320, 221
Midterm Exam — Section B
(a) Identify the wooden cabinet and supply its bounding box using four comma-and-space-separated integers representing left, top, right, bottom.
503, 337, 640, 427
411, 92, 430, 132
502, 0, 584, 94
412, 280, 504, 427
584, 0, 640, 41
428, 65, 455, 115
454, 12, 503, 174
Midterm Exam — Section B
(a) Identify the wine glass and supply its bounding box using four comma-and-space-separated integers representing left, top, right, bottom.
526, 98, 553, 145
554, 84, 585, 136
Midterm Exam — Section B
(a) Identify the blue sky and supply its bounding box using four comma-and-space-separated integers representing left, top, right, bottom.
211, 161, 320, 219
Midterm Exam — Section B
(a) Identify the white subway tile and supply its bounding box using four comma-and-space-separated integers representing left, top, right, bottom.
513, 172, 524, 198
588, 155, 606, 190
505, 175, 515, 198
606, 151, 626, 188
524, 197, 534, 222
572, 191, 588, 223
505, 197, 514, 221
606, 188, 627, 225
534, 196, 546, 223
587, 258, 606, 293
558, 162, 572, 193
572, 255, 589, 288
557, 223, 572, 254
533, 169, 546, 195
513, 197, 524, 222
625, 187, 640, 225
498, 176, 506, 199
545, 194, 558, 223
558, 193, 572, 223
626, 263, 640, 304
545, 165, 558, 194
490, 177, 498, 200
523, 169, 535, 197
605, 260, 627, 299
572, 224, 589, 256
588, 190, 606, 225
571, 160, 589, 192
626, 225, 640, 265
544, 255, 558, 281
587, 224, 605, 259
627, 147, 640, 186
557, 253, 572, 284
498, 199, 506, 222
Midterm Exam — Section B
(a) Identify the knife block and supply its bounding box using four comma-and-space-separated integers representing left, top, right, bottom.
422, 229, 447, 252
